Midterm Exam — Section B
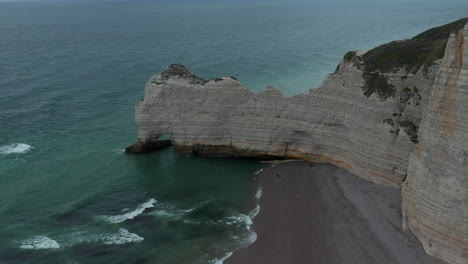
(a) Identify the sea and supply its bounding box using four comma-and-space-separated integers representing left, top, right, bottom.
0, 1, 466, 263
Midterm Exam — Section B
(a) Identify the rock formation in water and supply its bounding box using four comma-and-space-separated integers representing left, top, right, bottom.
128, 19, 467, 264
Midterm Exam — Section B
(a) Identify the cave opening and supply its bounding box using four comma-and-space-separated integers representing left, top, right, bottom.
158, 133, 172, 142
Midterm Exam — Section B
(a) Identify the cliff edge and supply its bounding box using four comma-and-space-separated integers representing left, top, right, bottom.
129, 19, 467, 264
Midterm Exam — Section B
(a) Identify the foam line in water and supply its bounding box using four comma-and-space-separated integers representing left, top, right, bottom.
209, 202, 261, 264
101, 198, 156, 223
19, 236, 60, 250
151, 202, 194, 219
152, 210, 175, 218
209, 231, 258, 264
0, 143, 32, 155
249, 204, 260, 219
151, 207, 193, 220
59, 228, 144, 247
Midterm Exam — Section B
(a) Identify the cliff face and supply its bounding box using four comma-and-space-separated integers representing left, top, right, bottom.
130, 20, 467, 264
402, 25, 468, 264
135, 57, 435, 187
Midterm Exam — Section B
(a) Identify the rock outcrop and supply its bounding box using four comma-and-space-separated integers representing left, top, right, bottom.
124, 139, 172, 153
129, 19, 467, 264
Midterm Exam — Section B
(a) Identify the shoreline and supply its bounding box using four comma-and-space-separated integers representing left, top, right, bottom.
225, 161, 444, 264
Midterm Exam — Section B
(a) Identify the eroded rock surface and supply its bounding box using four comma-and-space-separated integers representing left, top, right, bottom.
130, 20, 468, 264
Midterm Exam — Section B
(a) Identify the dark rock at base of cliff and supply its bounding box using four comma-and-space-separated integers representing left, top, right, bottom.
173, 144, 289, 161
125, 140, 173, 154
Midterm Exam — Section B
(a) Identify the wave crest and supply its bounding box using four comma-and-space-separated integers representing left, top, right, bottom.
19, 236, 60, 250
102, 228, 144, 245
101, 198, 156, 223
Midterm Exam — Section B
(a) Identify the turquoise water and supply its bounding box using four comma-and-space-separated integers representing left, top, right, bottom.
1, 1, 467, 263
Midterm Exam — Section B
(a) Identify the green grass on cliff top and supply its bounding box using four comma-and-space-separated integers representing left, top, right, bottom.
361, 18, 468, 73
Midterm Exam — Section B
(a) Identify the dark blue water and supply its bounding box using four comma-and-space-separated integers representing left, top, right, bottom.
0, 1, 467, 263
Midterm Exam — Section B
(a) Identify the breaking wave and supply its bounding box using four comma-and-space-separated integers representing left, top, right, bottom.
209, 186, 263, 264
224, 213, 253, 230
19, 236, 60, 250
0, 143, 32, 155
101, 228, 144, 245
20, 228, 144, 250
65, 228, 144, 246
100, 198, 156, 223
208, 209, 259, 264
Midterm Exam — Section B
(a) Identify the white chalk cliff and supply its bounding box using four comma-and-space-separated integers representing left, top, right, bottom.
402, 24, 468, 264
129, 20, 467, 264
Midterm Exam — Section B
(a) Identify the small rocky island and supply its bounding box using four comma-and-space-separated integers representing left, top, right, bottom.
127, 19, 468, 264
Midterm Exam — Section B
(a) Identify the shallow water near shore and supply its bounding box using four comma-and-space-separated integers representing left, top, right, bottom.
1, 1, 467, 263
0, 145, 262, 263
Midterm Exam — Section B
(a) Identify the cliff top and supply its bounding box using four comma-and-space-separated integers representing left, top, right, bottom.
159, 64, 208, 83
156, 64, 240, 85
347, 18, 468, 73
341, 18, 467, 101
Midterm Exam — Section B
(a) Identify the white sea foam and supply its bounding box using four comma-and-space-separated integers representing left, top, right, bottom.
65, 228, 144, 246
255, 186, 262, 201
19, 236, 60, 250
254, 168, 263, 175
210, 252, 233, 264
101, 228, 144, 245
209, 230, 258, 264
0, 143, 32, 155
225, 213, 253, 230
249, 204, 260, 219
101, 198, 156, 223
209, 205, 261, 264
244, 230, 257, 245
